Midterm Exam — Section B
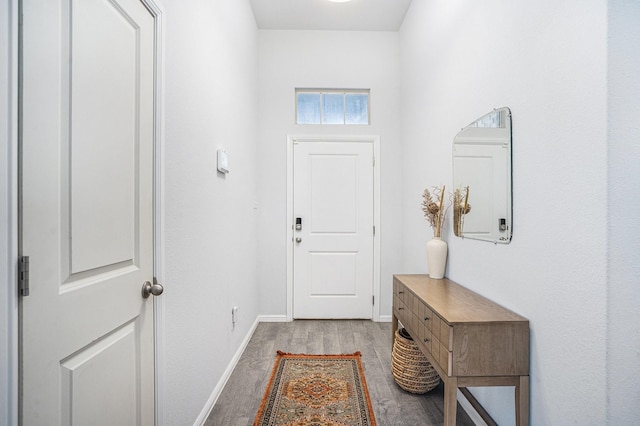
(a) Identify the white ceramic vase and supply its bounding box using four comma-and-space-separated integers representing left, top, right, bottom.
427, 237, 448, 279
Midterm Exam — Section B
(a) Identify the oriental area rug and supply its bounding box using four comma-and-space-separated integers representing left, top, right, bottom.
254, 351, 377, 426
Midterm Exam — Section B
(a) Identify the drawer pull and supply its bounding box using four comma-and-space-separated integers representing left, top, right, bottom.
424, 316, 430, 321
398, 307, 404, 310
398, 291, 404, 294
424, 337, 429, 343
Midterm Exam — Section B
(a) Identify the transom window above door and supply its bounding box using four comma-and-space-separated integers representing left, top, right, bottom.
295, 89, 370, 125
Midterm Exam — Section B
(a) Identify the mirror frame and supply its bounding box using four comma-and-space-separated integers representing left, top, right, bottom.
452, 107, 512, 244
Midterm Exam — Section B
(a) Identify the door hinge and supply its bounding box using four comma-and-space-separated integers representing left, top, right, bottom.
372, 295, 375, 305
373, 156, 375, 166
19, 256, 30, 297
373, 225, 376, 236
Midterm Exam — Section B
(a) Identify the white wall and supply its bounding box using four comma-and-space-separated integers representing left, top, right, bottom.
158, 0, 259, 423
400, 1, 608, 424
256, 30, 403, 319
607, 0, 640, 422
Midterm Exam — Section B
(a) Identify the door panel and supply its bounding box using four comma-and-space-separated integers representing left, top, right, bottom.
309, 155, 358, 232
293, 141, 373, 319
20, 0, 156, 424
60, 322, 138, 425
309, 252, 357, 295
70, 0, 139, 273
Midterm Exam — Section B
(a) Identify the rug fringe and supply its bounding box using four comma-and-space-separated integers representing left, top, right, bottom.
275, 350, 362, 357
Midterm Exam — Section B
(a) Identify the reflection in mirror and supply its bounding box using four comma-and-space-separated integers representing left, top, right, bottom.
453, 186, 471, 237
452, 107, 512, 243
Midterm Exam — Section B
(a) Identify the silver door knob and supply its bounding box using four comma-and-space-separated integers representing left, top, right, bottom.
295, 237, 302, 243
142, 280, 164, 298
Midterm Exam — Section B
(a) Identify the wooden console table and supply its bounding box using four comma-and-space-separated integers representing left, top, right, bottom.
392, 274, 529, 425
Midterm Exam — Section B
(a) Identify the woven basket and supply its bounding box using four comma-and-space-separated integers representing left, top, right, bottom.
391, 328, 440, 394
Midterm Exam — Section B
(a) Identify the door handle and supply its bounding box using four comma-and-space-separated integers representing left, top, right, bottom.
295, 237, 302, 243
142, 279, 164, 298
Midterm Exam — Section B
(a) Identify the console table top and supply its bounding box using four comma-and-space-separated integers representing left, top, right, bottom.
393, 274, 528, 325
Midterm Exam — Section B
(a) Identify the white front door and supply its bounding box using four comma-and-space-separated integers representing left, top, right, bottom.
20, 0, 156, 424
453, 142, 509, 241
293, 140, 374, 319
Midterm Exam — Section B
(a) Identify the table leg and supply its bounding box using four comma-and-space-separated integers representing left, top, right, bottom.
515, 375, 529, 426
391, 314, 398, 351
443, 377, 458, 426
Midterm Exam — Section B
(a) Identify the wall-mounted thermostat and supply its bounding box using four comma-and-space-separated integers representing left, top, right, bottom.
217, 149, 229, 174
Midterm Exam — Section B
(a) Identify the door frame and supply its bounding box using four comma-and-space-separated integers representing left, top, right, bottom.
2, 1, 19, 424
4, 1, 166, 425
286, 135, 381, 322
142, 1, 166, 424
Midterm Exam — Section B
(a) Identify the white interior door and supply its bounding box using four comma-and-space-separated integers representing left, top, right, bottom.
293, 141, 374, 319
453, 142, 509, 241
20, 0, 156, 424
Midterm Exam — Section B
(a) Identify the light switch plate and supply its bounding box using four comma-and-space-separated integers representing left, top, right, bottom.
217, 149, 229, 174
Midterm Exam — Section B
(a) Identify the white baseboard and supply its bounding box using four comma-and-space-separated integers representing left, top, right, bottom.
257, 314, 289, 322
193, 317, 260, 426
377, 315, 392, 322
457, 389, 488, 426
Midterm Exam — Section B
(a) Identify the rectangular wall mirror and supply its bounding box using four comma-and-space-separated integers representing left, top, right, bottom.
452, 107, 512, 244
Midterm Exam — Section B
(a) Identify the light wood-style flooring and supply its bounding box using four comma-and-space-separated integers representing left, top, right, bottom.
206, 320, 474, 425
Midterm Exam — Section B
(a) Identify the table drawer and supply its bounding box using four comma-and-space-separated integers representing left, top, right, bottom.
437, 340, 451, 375
417, 323, 432, 354
430, 313, 453, 351
393, 279, 407, 303
424, 335, 450, 376
418, 302, 433, 332
393, 295, 409, 326
439, 321, 452, 350
404, 290, 416, 319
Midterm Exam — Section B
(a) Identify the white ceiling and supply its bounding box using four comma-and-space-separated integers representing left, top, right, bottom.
249, 0, 413, 31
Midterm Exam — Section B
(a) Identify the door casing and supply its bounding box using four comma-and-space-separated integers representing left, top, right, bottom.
286, 135, 381, 322
140, 2, 166, 424
2, 1, 19, 425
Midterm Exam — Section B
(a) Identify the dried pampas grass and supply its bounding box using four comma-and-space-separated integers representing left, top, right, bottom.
422, 186, 449, 238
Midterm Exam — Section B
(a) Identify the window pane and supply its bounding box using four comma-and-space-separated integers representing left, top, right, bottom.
297, 93, 321, 124
345, 94, 369, 125
322, 93, 344, 124
471, 110, 502, 128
